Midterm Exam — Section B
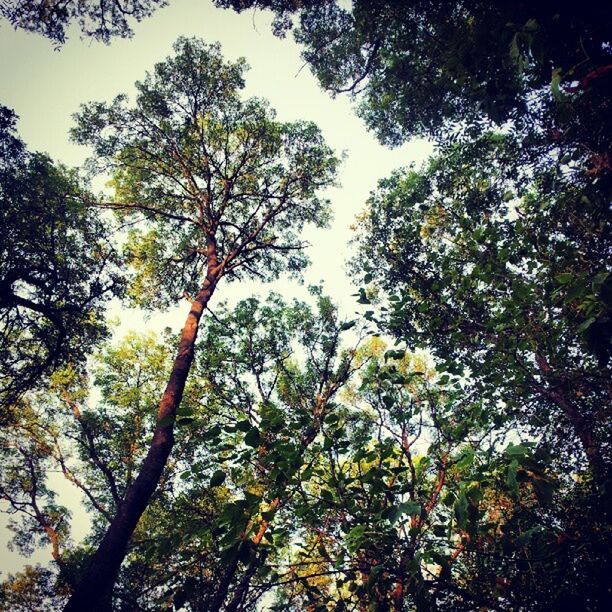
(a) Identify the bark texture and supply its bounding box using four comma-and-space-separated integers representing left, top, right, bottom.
64, 270, 218, 612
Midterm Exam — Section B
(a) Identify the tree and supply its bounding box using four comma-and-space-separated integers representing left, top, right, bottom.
1, 291, 360, 610
195, 290, 360, 610
260, 340, 606, 611
0, 0, 166, 44
64, 37, 338, 610
2, 3, 610, 608
0, 565, 68, 611
218, 1, 612, 149
0, 402, 72, 566
0, 106, 122, 412
350, 132, 611, 489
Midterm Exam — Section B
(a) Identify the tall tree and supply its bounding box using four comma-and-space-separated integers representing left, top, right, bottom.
1, 292, 359, 610
65, 37, 338, 610
195, 290, 360, 610
0, 106, 122, 412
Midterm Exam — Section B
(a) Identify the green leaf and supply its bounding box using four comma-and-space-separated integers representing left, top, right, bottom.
366, 565, 383, 590
555, 272, 573, 285
551, 68, 564, 102
382, 501, 421, 524
384, 349, 406, 361
176, 404, 194, 417
237, 540, 252, 564
565, 281, 588, 303
346, 525, 366, 553
506, 459, 519, 496
356, 289, 371, 304
432, 524, 447, 537
210, 469, 226, 487
505, 443, 530, 458
532, 477, 556, 505
321, 489, 334, 503
455, 448, 475, 471
204, 424, 222, 440
235, 420, 251, 432
176, 417, 195, 426
381, 506, 399, 522
577, 317, 596, 334
592, 270, 610, 290
454, 492, 468, 529
244, 427, 261, 447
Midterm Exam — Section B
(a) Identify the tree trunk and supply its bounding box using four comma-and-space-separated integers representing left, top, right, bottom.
534, 353, 608, 484
225, 550, 267, 612
544, 386, 608, 483
64, 270, 219, 612
209, 546, 242, 612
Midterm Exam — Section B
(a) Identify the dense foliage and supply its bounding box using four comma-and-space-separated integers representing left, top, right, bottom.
0, 0, 166, 43
65, 37, 337, 610
352, 132, 611, 482
218, 1, 612, 151
0, 2, 610, 611
0, 106, 122, 411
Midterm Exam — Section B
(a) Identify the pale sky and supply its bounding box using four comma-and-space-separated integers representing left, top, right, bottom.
0, 0, 432, 576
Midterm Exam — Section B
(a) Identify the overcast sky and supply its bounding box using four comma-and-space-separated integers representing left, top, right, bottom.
0, 0, 432, 574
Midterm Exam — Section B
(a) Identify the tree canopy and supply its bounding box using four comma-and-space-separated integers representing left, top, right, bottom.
217, 1, 612, 147
0, 3, 610, 611
0, 106, 122, 411
72, 37, 336, 306
0, 0, 166, 44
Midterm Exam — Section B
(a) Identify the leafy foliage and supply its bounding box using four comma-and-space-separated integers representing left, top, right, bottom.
218, 1, 612, 148
0, 0, 166, 44
0, 565, 68, 611
0, 106, 122, 411
0, 4, 610, 610
351, 132, 611, 486
72, 37, 337, 309
0, 293, 363, 609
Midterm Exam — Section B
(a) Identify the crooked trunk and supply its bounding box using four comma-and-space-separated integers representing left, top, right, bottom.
64, 270, 219, 612
545, 386, 608, 484
534, 354, 608, 485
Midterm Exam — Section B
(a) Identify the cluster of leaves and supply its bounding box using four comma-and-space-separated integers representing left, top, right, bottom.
214, 1, 611, 608
351, 132, 611, 482
1, 293, 362, 609
0, 106, 123, 412
72, 37, 337, 309
0, 292, 566, 609
217, 2, 611, 146
0, 0, 167, 44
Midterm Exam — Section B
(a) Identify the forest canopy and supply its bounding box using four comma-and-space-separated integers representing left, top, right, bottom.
0, 2, 610, 611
